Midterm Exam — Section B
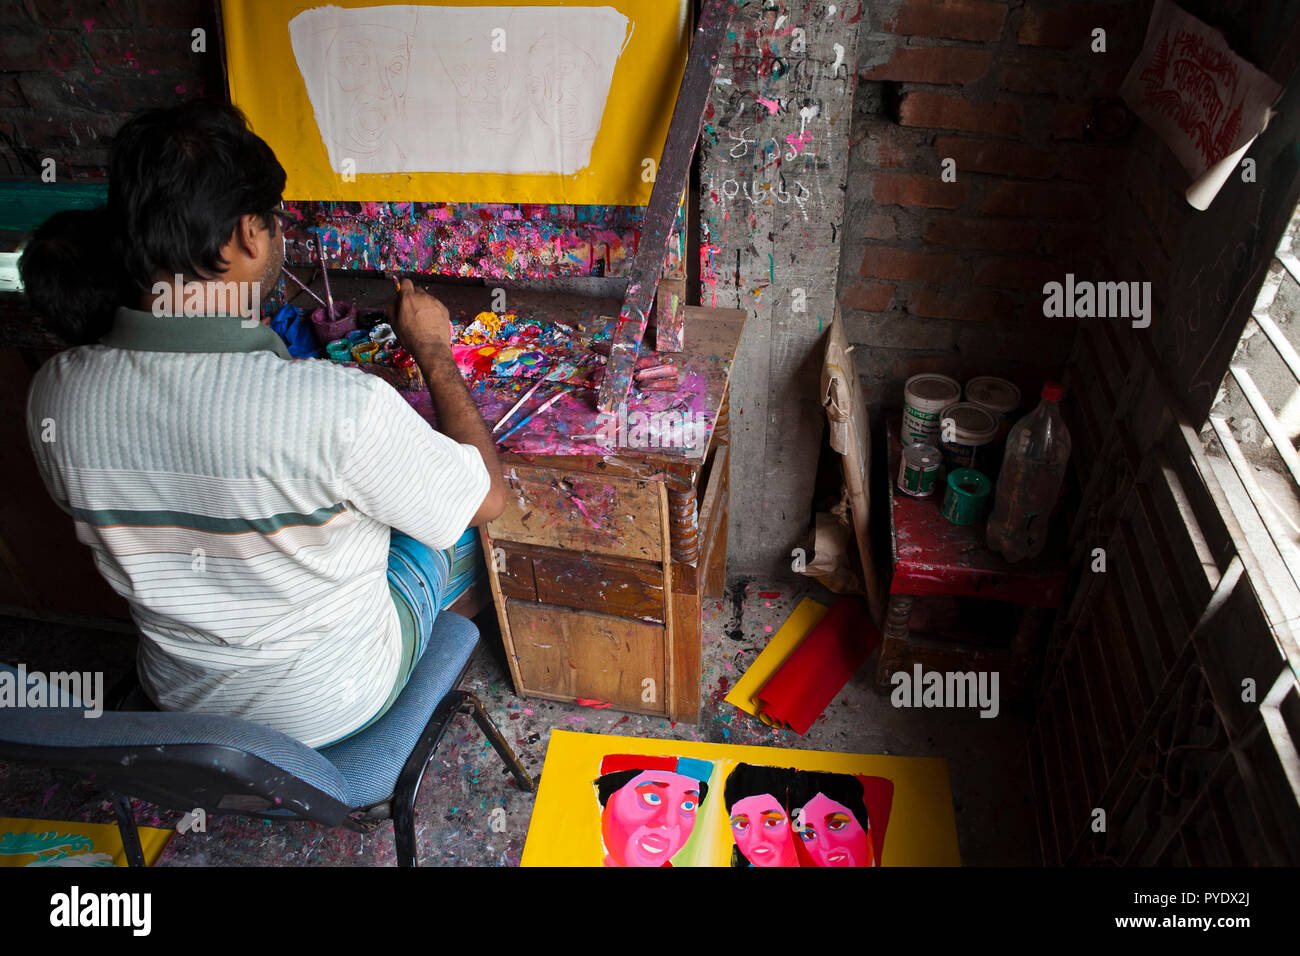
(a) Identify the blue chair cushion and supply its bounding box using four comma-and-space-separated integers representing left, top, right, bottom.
0, 665, 352, 806
318, 611, 478, 807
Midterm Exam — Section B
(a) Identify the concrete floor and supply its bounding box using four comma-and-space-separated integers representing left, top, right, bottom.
0, 577, 1037, 866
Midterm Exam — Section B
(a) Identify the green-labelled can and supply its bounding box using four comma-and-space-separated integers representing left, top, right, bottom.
941, 468, 991, 525
898, 443, 942, 498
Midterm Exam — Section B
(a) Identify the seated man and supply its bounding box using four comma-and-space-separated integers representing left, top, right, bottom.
23, 100, 505, 748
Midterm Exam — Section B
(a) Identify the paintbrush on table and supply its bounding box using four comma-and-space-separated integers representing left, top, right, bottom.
492, 378, 548, 434
495, 385, 575, 445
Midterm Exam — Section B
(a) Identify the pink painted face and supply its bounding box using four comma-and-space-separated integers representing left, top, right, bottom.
601, 771, 702, 867
797, 793, 872, 867
730, 794, 798, 867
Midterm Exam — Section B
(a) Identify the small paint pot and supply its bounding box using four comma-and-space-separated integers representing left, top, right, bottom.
351, 341, 380, 364
903, 373, 961, 446
941, 468, 991, 526
368, 322, 397, 347
325, 340, 353, 363
965, 376, 1021, 445
938, 402, 999, 473
897, 442, 942, 498
311, 302, 357, 342
345, 328, 369, 345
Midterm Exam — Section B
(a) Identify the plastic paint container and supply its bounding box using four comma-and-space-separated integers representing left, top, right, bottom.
351, 341, 380, 364
941, 468, 991, 526
368, 322, 397, 348
938, 402, 999, 473
345, 328, 369, 345
903, 374, 961, 445
325, 340, 353, 363
897, 443, 942, 498
965, 376, 1021, 441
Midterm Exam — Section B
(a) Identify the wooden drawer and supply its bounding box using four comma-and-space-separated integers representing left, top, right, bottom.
491, 542, 665, 621
506, 600, 667, 714
489, 465, 665, 562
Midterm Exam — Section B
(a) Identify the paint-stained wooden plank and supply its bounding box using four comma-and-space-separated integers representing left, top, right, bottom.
490, 466, 665, 562
597, 0, 735, 411
699, 441, 730, 599
493, 545, 538, 600
533, 552, 666, 622
654, 277, 688, 352
507, 600, 666, 715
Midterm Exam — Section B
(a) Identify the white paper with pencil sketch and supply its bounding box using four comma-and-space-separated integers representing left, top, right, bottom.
288, 4, 631, 177
1119, 0, 1281, 211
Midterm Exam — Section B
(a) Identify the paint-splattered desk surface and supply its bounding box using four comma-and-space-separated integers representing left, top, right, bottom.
886, 419, 1066, 608
322, 278, 746, 471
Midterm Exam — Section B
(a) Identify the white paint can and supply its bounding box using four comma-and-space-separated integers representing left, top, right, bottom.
902, 374, 961, 445
965, 376, 1021, 441
939, 402, 1000, 473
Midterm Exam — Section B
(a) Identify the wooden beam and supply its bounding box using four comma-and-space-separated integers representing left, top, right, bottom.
596, 0, 735, 411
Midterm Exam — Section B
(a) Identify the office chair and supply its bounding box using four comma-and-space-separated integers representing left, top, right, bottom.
0, 611, 534, 867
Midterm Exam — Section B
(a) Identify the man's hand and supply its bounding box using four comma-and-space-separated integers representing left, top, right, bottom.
390, 279, 454, 356
389, 281, 506, 526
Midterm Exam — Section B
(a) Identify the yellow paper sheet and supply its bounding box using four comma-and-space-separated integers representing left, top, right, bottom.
725, 598, 829, 725
0, 816, 173, 867
221, 0, 690, 204
521, 730, 961, 866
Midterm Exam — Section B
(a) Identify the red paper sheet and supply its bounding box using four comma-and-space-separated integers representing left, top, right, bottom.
754, 596, 880, 734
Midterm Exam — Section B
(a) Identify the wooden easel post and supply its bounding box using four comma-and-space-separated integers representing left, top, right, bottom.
596, 0, 736, 412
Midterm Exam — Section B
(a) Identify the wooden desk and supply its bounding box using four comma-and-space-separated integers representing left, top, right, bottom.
335, 281, 745, 723
471, 304, 745, 724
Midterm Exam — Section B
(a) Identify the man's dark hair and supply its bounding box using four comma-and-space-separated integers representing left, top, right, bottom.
20, 207, 128, 345
594, 769, 708, 808
108, 99, 286, 291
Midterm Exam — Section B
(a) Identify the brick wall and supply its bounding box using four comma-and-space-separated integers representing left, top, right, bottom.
840, 0, 1146, 413
0, 0, 220, 180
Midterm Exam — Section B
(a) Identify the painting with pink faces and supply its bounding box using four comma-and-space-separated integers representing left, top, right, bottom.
591, 755, 892, 867
521, 731, 958, 866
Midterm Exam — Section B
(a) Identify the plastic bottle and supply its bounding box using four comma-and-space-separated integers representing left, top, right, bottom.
986, 382, 1071, 563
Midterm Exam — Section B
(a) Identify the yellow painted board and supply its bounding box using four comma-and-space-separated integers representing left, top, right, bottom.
521, 730, 961, 867
221, 1, 690, 204
724, 597, 829, 724
0, 816, 173, 867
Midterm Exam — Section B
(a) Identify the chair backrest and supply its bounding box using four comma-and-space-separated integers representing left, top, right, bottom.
0, 666, 355, 825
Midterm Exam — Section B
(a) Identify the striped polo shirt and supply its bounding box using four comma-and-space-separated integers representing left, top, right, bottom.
26, 308, 490, 747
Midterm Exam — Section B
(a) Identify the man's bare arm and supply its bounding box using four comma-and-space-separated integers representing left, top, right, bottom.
390, 280, 506, 525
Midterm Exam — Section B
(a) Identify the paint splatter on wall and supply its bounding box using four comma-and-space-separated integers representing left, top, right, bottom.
698, 2, 861, 574
283, 201, 685, 280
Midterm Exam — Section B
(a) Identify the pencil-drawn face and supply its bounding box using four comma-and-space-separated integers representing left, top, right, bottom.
524, 33, 600, 139
443, 53, 530, 136
325, 25, 412, 153
797, 792, 872, 867
601, 770, 702, 866
730, 794, 798, 867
